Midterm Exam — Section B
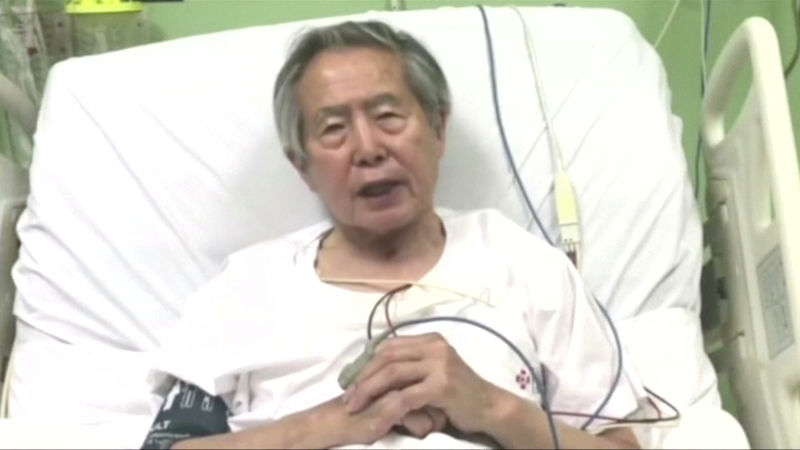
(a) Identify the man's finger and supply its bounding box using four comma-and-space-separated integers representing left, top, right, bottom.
369, 390, 415, 435
354, 341, 426, 386
401, 409, 436, 438
425, 407, 448, 432
347, 361, 428, 413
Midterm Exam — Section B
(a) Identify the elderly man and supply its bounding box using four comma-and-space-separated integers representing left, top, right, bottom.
143, 20, 650, 449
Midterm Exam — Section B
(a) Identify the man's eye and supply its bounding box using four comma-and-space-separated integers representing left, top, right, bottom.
377, 112, 405, 131
322, 123, 345, 135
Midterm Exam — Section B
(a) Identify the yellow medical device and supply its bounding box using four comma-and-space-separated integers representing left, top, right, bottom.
65, 0, 143, 14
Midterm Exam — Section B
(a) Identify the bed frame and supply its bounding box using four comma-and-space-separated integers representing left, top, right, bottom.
701, 17, 800, 449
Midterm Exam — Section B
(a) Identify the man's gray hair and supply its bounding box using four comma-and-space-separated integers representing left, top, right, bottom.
273, 20, 451, 165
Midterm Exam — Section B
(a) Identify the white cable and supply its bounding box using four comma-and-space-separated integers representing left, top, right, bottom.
511, 7, 564, 173
653, 0, 681, 49
319, 277, 495, 308
511, 7, 582, 268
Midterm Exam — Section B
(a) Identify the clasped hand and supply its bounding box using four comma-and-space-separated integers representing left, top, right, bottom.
335, 332, 502, 445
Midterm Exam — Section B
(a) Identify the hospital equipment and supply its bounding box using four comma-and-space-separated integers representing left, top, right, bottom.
65, 0, 143, 14
701, 17, 800, 449
0, 4, 766, 448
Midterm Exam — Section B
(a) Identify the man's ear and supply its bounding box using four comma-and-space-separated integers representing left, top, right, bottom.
434, 111, 448, 158
435, 110, 448, 140
288, 150, 316, 192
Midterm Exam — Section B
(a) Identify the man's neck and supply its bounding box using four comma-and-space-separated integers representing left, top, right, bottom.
318, 211, 445, 284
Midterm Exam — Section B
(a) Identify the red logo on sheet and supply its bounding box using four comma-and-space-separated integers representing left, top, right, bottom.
516, 369, 531, 390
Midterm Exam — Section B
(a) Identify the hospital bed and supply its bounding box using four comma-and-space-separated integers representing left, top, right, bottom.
702, 17, 800, 450
0, 5, 776, 448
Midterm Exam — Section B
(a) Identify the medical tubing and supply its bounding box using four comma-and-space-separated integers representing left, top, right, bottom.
642, 387, 680, 422
367, 283, 412, 339
375, 315, 561, 449
511, 6, 564, 173
695, 0, 712, 199
477, 5, 555, 246
473, 4, 655, 435
653, 0, 681, 50
579, 294, 624, 430
785, 0, 800, 77
553, 386, 681, 426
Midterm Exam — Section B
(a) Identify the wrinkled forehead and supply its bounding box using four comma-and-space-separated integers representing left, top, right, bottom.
297, 47, 414, 115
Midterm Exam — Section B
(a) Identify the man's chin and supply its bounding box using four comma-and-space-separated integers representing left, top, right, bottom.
356, 215, 413, 236
352, 207, 419, 236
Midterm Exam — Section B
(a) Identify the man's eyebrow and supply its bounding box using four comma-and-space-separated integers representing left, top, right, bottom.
314, 105, 349, 126
312, 94, 402, 126
365, 93, 402, 110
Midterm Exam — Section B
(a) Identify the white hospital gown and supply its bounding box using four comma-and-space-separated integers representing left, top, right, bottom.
150, 208, 649, 448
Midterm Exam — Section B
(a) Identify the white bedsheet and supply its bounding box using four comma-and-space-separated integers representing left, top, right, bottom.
0, 418, 152, 449
7, 321, 153, 421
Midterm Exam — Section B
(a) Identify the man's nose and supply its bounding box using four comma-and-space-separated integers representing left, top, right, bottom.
352, 118, 387, 167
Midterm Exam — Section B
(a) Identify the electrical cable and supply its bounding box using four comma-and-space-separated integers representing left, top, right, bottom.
653, 0, 682, 49
579, 293, 623, 430
510, 7, 564, 174
384, 286, 399, 337
553, 386, 681, 431
479, 7, 621, 422
695, 0, 711, 200
699, 0, 710, 92
784, 0, 800, 77
478, 5, 665, 433
477, 4, 555, 246
510, 7, 582, 265
367, 283, 412, 340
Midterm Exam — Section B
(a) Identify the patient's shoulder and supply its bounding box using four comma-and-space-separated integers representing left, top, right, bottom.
224, 221, 331, 269
443, 208, 574, 284
443, 208, 555, 253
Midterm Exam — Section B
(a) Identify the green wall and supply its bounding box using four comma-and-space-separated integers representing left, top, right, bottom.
143, 0, 800, 202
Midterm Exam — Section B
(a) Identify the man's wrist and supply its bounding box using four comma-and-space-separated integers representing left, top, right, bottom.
289, 397, 346, 449
477, 385, 523, 434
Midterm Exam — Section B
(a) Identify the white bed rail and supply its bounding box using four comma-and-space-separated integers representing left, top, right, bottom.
703, 17, 800, 449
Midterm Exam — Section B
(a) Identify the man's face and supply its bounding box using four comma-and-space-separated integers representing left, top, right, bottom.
295, 47, 446, 235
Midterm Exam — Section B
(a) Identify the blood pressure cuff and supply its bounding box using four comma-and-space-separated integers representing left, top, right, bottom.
141, 379, 231, 449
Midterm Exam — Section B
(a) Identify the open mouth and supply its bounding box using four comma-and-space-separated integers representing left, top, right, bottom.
357, 180, 400, 198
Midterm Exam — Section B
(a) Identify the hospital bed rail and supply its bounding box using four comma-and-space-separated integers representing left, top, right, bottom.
702, 16, 800, 449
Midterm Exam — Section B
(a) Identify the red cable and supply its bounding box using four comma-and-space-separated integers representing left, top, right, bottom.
384, 286, 400, 337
